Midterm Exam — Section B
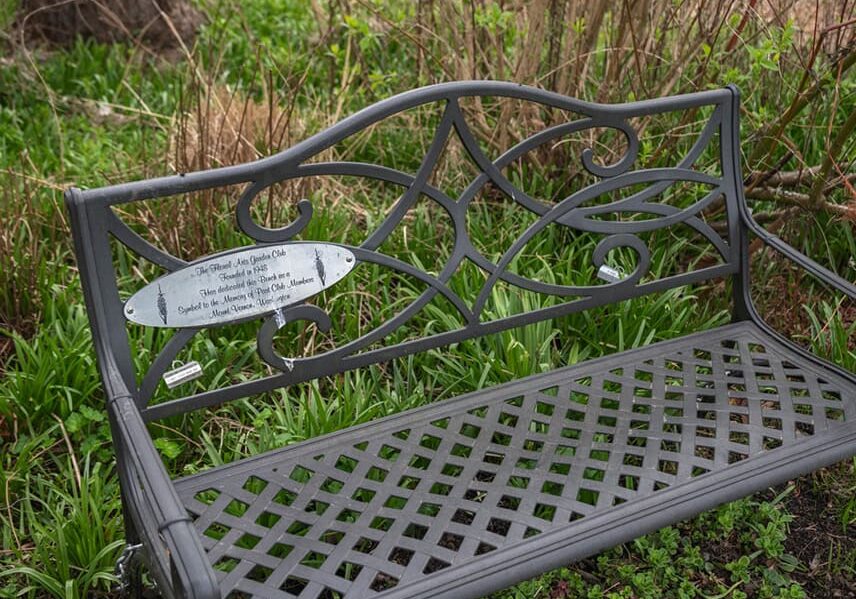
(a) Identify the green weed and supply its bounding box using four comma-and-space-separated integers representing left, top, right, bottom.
0, 1, 854, 597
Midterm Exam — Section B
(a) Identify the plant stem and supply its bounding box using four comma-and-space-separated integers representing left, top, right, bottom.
747, 48, 856, 168
808, 102, 856, 207
745, 187, 855, 220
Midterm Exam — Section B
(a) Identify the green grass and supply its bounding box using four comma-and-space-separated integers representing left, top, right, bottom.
1, 1, 854, 597
492, 488, 805, 599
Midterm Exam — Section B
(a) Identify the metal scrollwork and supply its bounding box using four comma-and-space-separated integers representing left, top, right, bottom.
236, 182, 314, 243
591, 234, 651, 286
580, 119, 640, 178
106, 83, 739, 409
257, 305, 333, 372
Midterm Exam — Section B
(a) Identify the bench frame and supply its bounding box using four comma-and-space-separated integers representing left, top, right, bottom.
66, 82, 856, 598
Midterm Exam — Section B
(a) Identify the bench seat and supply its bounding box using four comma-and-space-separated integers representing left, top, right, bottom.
68, 83, 856, 598
174, 321, 855, 599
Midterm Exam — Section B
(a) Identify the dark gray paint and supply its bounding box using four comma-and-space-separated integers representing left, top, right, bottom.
66, 82, 856, 599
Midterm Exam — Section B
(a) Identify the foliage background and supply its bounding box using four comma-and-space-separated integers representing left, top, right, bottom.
0, 0, 854, 597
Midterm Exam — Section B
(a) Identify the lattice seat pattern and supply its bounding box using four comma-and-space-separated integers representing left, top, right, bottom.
175, 323, 853, 598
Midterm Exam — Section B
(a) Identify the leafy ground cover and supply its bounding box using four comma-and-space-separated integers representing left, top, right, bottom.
0, 1, 854, 597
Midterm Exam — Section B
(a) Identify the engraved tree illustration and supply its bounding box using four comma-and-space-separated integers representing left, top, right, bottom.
157, 284, 168, 325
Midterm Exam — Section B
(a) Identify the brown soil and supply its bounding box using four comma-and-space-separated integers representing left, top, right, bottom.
12, 0, 204, 51
781, 467, 856, 598
547, 464, 855, 597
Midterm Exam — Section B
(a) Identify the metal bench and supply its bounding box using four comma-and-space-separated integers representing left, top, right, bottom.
66, 82, 856, 599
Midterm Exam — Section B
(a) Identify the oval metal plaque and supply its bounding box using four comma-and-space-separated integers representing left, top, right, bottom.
124, 243, 356, 328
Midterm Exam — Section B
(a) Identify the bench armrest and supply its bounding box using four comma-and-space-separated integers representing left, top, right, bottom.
65, 187, 218, 597
108, 392, 220, 599
738, 201, 856, 300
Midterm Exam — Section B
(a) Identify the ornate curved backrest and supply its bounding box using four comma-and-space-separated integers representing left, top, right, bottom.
67, 82, 744, 422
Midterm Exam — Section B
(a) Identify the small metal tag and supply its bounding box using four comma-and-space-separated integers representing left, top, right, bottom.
271, 308, 295, 371
273, 307, 287, 329
597, 265, 624, 283
163, 361, 203, 389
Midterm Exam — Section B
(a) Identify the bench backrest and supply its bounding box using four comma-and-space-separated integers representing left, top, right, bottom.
67, 82, 744, 422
